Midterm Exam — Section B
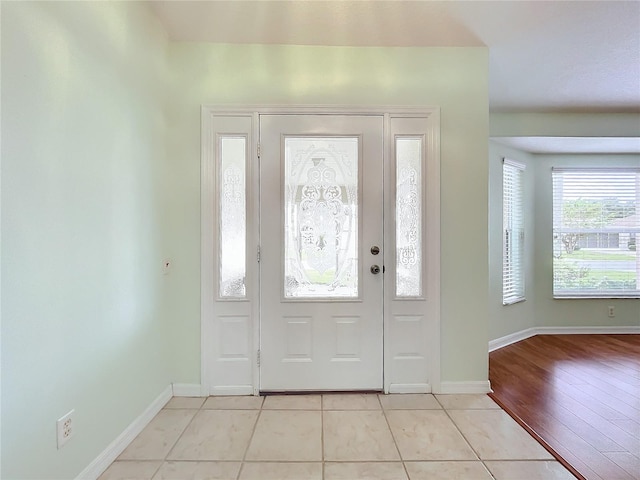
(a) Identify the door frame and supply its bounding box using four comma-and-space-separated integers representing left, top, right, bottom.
201, 105, 441, 396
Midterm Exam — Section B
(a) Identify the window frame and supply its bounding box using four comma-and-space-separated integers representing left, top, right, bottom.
552, 167, 640, 299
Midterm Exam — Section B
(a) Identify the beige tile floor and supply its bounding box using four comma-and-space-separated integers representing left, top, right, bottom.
100, 394, 576, 480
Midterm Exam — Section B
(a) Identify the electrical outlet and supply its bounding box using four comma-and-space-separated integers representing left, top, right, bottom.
56, 410, 74, 449
608, 306, 615, 318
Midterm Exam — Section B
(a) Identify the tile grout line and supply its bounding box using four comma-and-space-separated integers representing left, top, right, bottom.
321, 395, 325, 479
236, 397, 264, 480
378, 394, 411, 480
160, 397, 207, 469
435, 395, 504, 479
148, 457, 165, 480
137, 398, 205, 479
439, 404, 500, 479
159, 406, 202, 465
160, 396, 210, 480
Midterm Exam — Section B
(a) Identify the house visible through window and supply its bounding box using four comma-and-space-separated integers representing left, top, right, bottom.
503, 159, 525, 304
552, 168, 640, 298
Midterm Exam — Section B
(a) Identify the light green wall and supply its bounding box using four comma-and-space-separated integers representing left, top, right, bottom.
533, 154, 640, 328
1, 2, 174, 478
488, 142, 536, 340
166, 43, 490, 384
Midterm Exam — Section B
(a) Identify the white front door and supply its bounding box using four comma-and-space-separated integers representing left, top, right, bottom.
259, 114, 384, 391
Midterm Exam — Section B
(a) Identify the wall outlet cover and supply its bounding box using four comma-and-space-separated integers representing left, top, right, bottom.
57, 409, 74, 449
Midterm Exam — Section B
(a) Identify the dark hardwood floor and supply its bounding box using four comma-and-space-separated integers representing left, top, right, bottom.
489, 334, 640, 480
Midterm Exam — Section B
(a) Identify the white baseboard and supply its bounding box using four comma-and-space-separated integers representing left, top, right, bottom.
490, 326, 640, 352
388, 383, 430, 394
210, 385, 254, 396
438, 381, 492, 394
535, 326, 640, 335
489, 328, 537, 352
172, 383, 204, 397
76, 385, 172, 480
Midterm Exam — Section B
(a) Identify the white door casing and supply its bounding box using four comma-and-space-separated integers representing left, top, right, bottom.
201, 106, 440, 396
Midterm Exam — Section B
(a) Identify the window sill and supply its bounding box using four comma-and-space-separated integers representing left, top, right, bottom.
553, 295, 640, 300
503, 297, 526, 306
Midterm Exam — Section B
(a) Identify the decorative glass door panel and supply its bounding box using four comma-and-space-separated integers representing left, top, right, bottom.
395, 137, 423, 297
284, 137, 359, 298
219, 136, 247, 298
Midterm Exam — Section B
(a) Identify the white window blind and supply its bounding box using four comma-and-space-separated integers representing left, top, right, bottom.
503, 159, 526, 304
552, 168, 640, 298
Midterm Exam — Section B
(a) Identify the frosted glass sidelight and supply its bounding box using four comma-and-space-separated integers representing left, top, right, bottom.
396, 137, 422, 297
219, 137, 246, 298
284, 137, 359, 298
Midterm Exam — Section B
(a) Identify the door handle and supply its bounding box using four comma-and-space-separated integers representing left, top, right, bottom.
370, 265, 381, 274
370, 245, 380, 255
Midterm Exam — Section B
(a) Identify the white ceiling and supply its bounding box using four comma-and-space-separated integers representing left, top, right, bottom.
149, 0, 640, 113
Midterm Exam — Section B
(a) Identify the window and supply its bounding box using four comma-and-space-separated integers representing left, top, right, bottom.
219, 136, 247, 298
283, 137, 359, 298
396, 136, 423, 297
503, 159, 525, 304
552, 168, 640, 298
